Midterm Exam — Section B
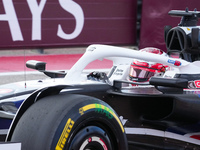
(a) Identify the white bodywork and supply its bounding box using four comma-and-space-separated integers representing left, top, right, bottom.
180, 26, 200, 35
64, 44, 200, 84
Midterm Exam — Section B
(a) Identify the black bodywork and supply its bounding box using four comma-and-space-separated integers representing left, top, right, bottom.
6, 79, 200, 149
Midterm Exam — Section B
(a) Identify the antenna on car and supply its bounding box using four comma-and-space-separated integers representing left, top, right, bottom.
24, 50, 27, 88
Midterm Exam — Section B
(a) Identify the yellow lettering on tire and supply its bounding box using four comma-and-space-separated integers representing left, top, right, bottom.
56, 118, 74, 150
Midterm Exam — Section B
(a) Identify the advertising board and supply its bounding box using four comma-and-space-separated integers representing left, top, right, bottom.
0, 0, 137, 49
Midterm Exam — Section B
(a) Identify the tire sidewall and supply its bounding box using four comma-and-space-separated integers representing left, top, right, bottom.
51, 95, 127, 150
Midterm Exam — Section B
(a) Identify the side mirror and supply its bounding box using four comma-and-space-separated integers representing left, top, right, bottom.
26, 60, 66, 78
26, 60, 46, 71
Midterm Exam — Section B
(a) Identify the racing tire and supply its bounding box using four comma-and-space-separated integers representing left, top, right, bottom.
10, 94, 128, 150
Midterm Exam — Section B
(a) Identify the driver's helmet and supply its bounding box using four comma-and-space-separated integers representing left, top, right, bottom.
129, 47, 168, 82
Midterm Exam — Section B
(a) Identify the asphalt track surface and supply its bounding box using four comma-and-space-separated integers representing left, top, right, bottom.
0, 47, 113, 85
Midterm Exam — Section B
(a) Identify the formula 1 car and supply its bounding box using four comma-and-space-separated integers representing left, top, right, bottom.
1, 8, 200, 150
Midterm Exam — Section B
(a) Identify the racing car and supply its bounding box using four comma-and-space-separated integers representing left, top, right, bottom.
1, 8, 200, 150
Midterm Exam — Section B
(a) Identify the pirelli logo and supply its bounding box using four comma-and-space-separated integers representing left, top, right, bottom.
56, 118, 74, 150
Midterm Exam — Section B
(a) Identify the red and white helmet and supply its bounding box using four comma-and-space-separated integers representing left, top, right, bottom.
129, 47, 168, 82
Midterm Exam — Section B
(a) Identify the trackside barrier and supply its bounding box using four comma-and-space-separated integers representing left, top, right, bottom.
0, 0, 137, 49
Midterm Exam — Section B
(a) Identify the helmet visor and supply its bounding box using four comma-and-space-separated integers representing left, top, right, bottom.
129, 66, 155, 82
